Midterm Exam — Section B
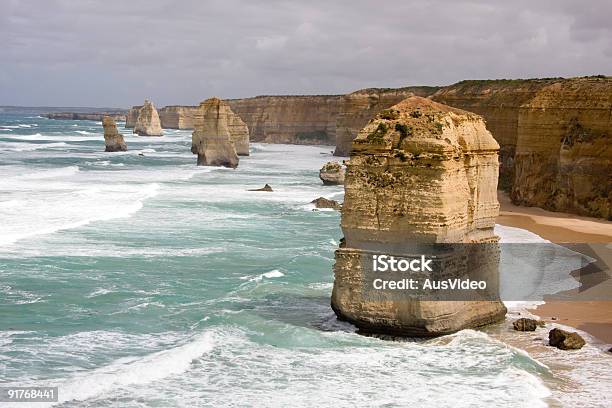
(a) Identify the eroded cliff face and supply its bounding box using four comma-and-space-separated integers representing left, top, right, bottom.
431, 79, 557, 190
333, 87, 439, 157
512, 78, 611, 219
331, 96, 506, 336
102, 116, 127, 152
191, 97, 240, 168
125, 106, 141, 128
227, 110, 250, 156
158, 106, 198, 129
432, 77, 611, 218
134, 100, 163, 136
227, 95, 344, 145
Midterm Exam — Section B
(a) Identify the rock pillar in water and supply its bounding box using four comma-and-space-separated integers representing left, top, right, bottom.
134, 99, 163, 136
191, 97, 240, 168
102, 116, 127, 152
331, 96, 506, 336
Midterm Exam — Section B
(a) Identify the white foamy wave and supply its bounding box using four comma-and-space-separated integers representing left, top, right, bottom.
75, 130, 96, 135
120, 327, 551, 408
241, 269, 285, 282
18, 165, 80, 180
0, 182, 159, 247
4, 133, 97, 142
52, 332, 214, 406
0, 141, 69, 152
0, 331, 216, 407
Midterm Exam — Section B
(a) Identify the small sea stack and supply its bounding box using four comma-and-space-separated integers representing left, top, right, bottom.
134, 99, 163, 136
331, 96, 506, 337
191, 97, 240, 168
102, 116, 127, 152
319, 161, 345, 185
311, 197, 341, 210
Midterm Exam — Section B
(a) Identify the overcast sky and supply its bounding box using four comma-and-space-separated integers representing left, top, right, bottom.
1, 0, 610, 107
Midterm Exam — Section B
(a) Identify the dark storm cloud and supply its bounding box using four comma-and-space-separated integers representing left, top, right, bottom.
0, 0, 610, 106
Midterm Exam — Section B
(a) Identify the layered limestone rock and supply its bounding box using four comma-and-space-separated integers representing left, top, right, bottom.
102, 116, 127, 152
431, 77, 611, 218
133, 100, 163, 136
158, 106, 198, 129
125, 105, 142, 128
47, 112, 126, 121
512, 78, 611, 219
334, 87, 439, 157
331, 96, 506, 336
227, 110, 250, 156
191, 97, 239, 168
431, 79, 557, 190
319, 161, 345, 185
227, 95, 344, 145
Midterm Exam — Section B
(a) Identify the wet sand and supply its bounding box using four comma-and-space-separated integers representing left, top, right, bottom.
497, 192, 612, 344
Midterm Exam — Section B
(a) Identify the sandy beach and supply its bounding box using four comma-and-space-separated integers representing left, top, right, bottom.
497, 192, 612, 344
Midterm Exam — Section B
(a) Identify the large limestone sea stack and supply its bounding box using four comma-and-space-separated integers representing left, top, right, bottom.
134, 99, 163, 136
191, 97, 241, 168
102, 116, 127, 152
331, 96, 506, 336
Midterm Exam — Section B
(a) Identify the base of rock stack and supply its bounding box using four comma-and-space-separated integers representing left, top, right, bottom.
330, 298, 507, 337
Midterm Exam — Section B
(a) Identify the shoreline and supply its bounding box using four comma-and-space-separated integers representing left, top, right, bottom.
497, 191, 612, 344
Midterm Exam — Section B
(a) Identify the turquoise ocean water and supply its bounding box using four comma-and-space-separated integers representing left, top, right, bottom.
0, 114, 610, 407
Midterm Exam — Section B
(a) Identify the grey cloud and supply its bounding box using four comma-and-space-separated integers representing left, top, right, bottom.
0, 0, 610, 107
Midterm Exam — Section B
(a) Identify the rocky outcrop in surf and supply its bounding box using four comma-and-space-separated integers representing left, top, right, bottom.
549, 328, 585, 350
133, 100, 163, 136
319, 161, 345, 185
513, 318, 544, 331
311, 197, 341, 210
248, 184, 273, 192
331, 96, 506, 336
102, 116, 127, 152
191, 97, 239, 168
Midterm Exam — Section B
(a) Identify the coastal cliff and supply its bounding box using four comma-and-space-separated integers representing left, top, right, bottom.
512, 77, 611, 219
333, 87, 439, 156
125, 106, 141, 128
227, 95, 344, 145
158, 106, 198, 129
331, 96, 506, 336
191, 97, 240, 168
46, 112, 126, 121
432, 77, 611, 218
431, 79, 557, 190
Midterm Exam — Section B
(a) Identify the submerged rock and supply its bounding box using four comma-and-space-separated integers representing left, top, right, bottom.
549, 328, 585, 350
248, 184, 273, 192
513, 318, 544, 331
311, 197, 341, 210
134, 99, 163, 136
331, 96, 506, 337
319, 161, 345, 185
102, 116, 127, 152
191, 97, 239, 168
